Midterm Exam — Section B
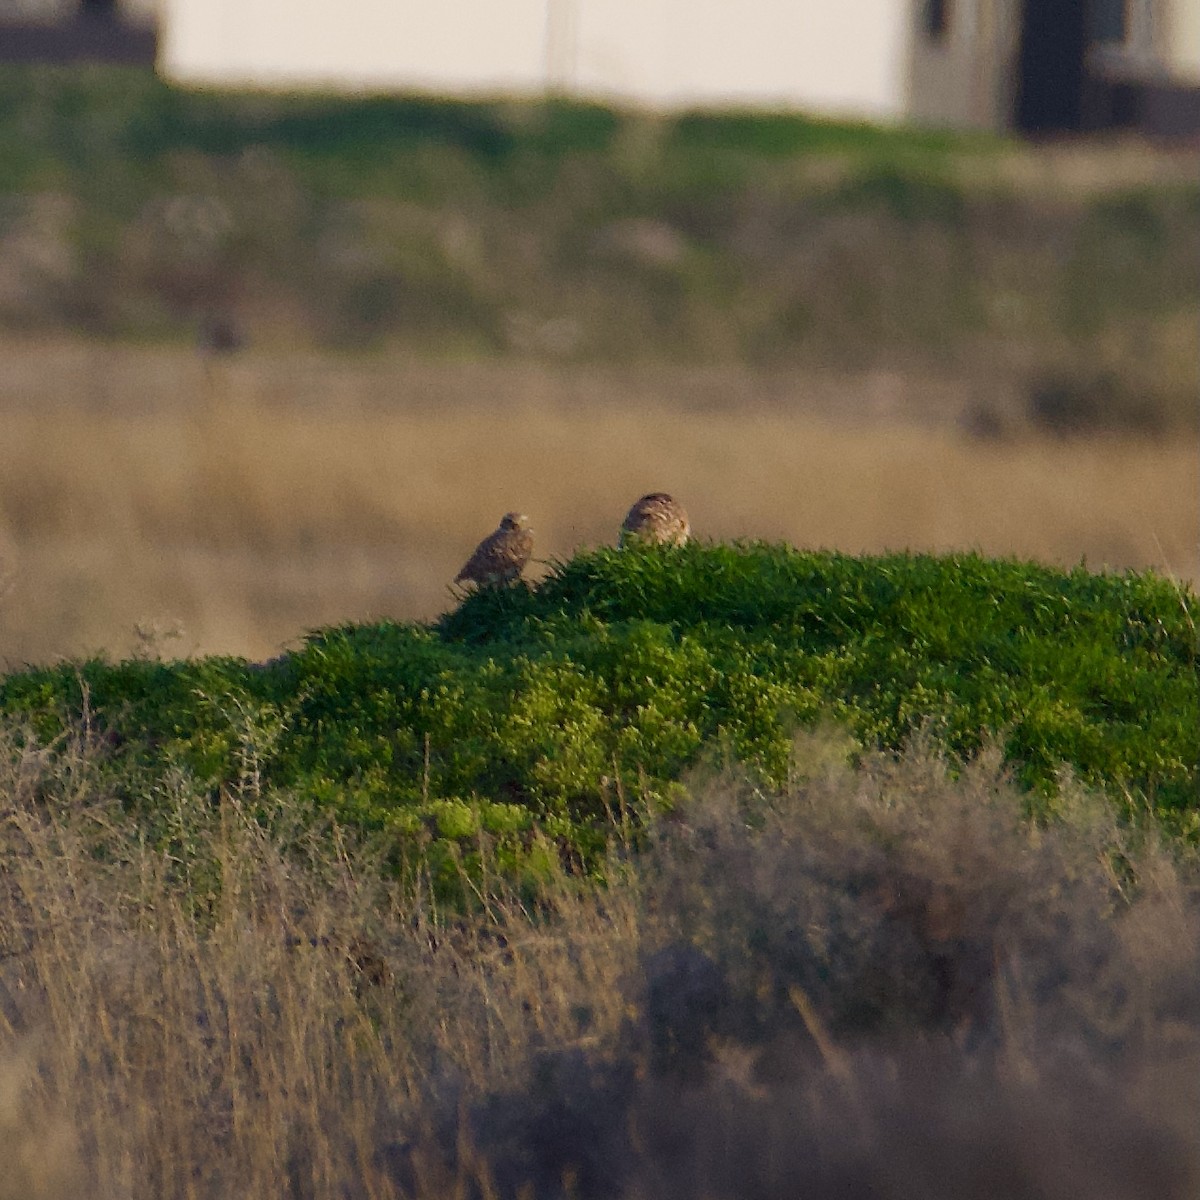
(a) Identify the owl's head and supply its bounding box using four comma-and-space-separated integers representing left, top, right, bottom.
499, 512, 531, 532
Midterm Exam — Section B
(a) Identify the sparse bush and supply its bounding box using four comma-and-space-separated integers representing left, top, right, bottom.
1027, 369, 1189, 437
406, 743, 1200, 1199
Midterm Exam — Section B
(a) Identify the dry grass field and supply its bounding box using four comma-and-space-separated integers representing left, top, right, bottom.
0, 337, 1196, 665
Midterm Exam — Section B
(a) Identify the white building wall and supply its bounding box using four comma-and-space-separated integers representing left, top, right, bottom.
1167, 0, 1200, 80
160, 0, 549, 93
574, 0, 909, 116
160, 0, 912, 120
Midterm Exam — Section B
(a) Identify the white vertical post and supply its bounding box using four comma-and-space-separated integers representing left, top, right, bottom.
545, 0, 577, 93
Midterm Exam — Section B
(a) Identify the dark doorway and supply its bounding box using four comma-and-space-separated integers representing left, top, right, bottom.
922, 0, 952, 42
1015, 0, 1089, 133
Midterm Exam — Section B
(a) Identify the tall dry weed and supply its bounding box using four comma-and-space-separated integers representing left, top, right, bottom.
0, 721, 641, 1198
0, 723, 1198, 1197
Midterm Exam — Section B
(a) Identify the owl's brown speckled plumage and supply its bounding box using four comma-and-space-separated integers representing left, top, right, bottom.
455, 512, 533, 587
620, 493, 690, 548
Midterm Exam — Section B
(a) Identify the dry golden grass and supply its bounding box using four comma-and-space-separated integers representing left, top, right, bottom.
0, 338, 1195, 664
2, 726, 1198, 1198
0, 724, 643, 1199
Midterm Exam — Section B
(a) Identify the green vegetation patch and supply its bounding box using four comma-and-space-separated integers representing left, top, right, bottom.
1, 547, 1195, 866
0, 67, 991, 192
2, 65, 1197, 415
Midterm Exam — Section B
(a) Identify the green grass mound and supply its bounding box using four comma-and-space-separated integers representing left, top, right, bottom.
1, 545, 1196, 872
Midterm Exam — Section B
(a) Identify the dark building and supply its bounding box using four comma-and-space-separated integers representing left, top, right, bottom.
0, 0, 157, 64
910, 0, 1200, 138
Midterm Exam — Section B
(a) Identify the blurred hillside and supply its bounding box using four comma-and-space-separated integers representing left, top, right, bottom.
1, 66, 1197, 421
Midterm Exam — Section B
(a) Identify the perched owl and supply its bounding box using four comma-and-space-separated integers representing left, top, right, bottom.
619, 493, 690, 548
454, 512, 533, 587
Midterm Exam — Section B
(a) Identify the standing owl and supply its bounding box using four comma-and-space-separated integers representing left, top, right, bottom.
619, 493, 690, 548
454, 512, 533, 587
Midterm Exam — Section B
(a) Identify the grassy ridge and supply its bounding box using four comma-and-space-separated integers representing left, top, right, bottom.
2, 546, 1196, 871
0, 67, 988, 194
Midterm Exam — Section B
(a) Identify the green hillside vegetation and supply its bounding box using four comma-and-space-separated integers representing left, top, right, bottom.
3, 545, 1196, 886
1, 67, 1196, 421
0, 67, 998, 198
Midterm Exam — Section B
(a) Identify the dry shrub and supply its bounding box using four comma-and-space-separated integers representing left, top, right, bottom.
415, 739, 1200, 1199
1026, 369, 1195, 437
643, 741, 1182, 1053
0, 725, 1198, 1198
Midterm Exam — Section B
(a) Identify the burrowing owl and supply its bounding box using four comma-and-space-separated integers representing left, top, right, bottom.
454, 512, 533, 587
619, 493, 690, 548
